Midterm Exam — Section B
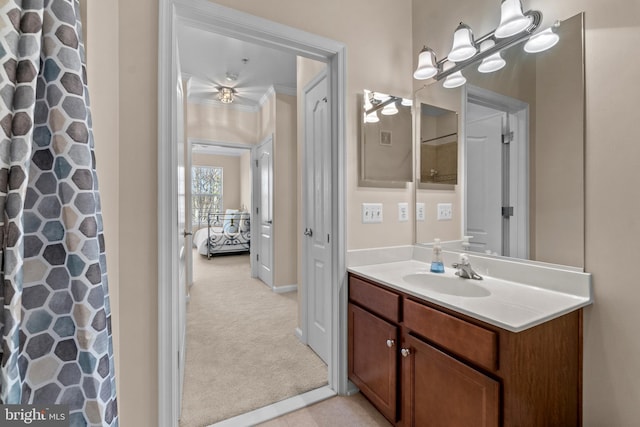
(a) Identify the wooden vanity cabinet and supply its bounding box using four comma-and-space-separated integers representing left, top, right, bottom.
348, 273, 582, 427
348, 275, 401, 423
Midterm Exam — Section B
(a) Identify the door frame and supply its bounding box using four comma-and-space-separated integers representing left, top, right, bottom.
158, 1, 347, 426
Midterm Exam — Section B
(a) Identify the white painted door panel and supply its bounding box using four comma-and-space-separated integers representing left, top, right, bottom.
466, 113, 504, 255
304, 73, 330, 364
256, 138, 273, 287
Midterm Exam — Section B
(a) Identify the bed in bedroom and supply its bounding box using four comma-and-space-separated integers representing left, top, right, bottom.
193, 210, 251, 259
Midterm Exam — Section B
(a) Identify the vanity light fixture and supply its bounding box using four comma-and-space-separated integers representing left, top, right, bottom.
401, 98, 413, 107
365, 111, 380, 123
381, 100, 399, 115
495, 0, 532, 39
413, 46, 438, 80
443, 71, 467, 89
218, 86, 236, 104
412, 1, 559, 88
478, 40, 506, 73
447, 23, 478, 62
524, 22, 560, 53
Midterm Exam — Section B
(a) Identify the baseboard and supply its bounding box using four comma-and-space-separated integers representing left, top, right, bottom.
272, 284, 297, 294
211, 386, 336, 427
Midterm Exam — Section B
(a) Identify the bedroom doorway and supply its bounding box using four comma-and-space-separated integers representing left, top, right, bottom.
159, 1, 347, 426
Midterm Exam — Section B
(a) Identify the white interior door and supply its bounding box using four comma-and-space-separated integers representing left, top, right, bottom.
465, 110, 504, 255
256, 137, 273, 287
303, 71, 331, 364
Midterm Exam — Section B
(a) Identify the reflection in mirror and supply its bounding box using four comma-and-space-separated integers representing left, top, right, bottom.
359, 90, 412, 187
416, 12, 585, 269
420, 104, 458, 187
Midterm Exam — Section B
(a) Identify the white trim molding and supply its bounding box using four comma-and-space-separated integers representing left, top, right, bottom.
158, 1, 347, 426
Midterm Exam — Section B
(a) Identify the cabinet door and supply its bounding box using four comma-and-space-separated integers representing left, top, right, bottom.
402, 334, 499, 427
349, 303, 398, 423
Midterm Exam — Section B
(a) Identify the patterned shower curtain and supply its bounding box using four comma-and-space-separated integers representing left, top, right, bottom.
0, 0, 117, 425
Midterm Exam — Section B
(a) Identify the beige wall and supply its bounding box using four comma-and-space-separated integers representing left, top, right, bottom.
86, 0, 640, 424
84, 0, 120, 399
192, 153, 242, 212
413, 1, 640, 425
187, 101, 259, 144
273, 94, 298, 286
239, 150, 252, 210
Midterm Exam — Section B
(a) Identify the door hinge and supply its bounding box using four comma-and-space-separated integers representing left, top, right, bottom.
257, 253, 260, 261
255, 160, 258, 168
327, 234, 330, 243
502, 206, 514, 218
502, 131, 514, 144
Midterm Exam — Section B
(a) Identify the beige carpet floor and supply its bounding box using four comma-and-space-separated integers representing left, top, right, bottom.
179, 252, 328, 426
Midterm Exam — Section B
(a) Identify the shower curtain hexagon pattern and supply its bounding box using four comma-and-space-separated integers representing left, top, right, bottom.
0, 1, 118, 425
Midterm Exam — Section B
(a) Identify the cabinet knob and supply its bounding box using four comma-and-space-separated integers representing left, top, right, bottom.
401, 348, 411, 358
386, 339, 395, 348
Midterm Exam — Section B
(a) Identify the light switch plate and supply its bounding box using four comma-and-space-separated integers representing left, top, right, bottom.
362, 203, 383, 224
437, 203, 453, 221
416, 203, 425, 221
398, 202, 409, 222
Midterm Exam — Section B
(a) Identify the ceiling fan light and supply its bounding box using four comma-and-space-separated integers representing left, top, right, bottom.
447, 23, 477, 63
524, 27, 560, 53
413, 46, 438, 80
443, 71, 466, 89
495, 0, 532, 38
218, 86, 235, 104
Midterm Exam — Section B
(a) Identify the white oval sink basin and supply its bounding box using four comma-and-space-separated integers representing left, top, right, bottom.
402, 273, 491, 298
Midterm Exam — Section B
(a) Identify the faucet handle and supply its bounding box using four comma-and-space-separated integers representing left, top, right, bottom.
458, 253, 470, 265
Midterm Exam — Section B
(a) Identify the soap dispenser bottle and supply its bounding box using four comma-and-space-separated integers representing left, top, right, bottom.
430, 238, 445, 273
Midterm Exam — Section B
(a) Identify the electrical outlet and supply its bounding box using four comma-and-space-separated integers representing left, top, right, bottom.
362, 203, 383, 224
398, 203, 409, 222
437, 203, 453, 221
416, 203, 425, 221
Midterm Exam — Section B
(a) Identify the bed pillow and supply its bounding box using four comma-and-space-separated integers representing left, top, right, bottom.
223, 209, 240, 233
239, 211, 250, 232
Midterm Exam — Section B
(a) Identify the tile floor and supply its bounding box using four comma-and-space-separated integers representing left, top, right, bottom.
258, 393, 392, 426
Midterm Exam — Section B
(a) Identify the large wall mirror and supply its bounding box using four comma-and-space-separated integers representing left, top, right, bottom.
359, 90, 413, 187
415, 12, 585, 269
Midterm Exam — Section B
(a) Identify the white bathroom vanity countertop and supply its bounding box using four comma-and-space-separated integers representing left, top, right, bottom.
348, 259, 593, 333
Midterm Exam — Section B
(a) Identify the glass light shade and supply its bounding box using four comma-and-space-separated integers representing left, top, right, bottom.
218, 87, 235, 103
495, 0, 532, 38
524, 27, 560, 53
381, 101, 398, 115
363, 90, 373, 111
413, 46, 438, 80
443, 71, 466, 89
448, 23, 477, 62
401, 98, 413, 107
478, 52, 506, 73
365, 111, 379, 123
373, 92, 388, 101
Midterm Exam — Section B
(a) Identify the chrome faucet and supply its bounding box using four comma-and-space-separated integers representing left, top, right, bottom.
452, 254, 483, 280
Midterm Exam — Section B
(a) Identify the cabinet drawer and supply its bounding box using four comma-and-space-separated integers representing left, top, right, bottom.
349, 275, 401, 323
404, 299, 498, 371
